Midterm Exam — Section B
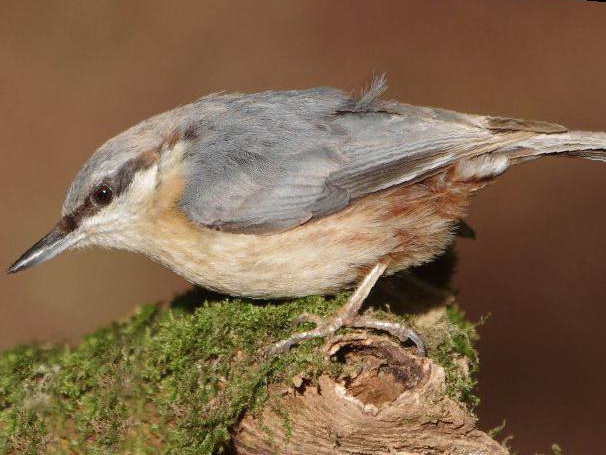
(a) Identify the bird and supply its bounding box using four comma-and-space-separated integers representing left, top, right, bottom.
8, 75, 606, 356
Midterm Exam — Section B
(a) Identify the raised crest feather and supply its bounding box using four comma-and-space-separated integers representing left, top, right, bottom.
341, 74, 388, 113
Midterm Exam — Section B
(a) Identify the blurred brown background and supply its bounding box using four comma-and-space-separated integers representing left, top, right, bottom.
1, 0, 606, 452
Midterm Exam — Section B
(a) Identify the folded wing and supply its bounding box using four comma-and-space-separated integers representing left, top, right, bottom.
178, 82, 563, 234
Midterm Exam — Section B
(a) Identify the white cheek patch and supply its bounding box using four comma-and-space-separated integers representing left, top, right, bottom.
122, 165, 160, 208
79, 165, 159, 237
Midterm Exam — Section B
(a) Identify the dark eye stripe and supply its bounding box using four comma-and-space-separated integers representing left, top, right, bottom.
57, 150, 160, 234
113, 150, 160, 196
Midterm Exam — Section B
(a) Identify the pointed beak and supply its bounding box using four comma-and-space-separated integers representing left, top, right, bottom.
6, 225, 81, 275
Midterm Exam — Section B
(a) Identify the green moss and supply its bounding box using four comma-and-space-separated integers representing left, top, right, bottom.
430, 305, 483, 410
0, 287, 479, 454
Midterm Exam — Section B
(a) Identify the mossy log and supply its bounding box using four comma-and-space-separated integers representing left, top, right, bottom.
234, 331, 505, 455
0, 253, 508, 454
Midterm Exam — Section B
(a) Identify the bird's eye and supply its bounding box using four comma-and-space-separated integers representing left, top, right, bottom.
92, 184, 113, 206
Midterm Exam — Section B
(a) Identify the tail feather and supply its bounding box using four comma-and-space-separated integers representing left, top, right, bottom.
453, 129, 606, 183
500, 130, 606, 162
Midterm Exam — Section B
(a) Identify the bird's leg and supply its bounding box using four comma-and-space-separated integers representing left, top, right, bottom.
267, 261, 425, 357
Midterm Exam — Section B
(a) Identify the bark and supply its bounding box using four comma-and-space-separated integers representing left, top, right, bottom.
233, 333, 506, 455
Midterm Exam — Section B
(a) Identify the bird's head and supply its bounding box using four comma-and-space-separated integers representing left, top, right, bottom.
6, 110, 186, 274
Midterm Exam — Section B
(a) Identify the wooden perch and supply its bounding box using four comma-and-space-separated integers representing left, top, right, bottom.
234, 333, 505, 455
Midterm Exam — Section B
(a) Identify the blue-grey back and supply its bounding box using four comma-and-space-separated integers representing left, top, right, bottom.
179, 80, 524, 234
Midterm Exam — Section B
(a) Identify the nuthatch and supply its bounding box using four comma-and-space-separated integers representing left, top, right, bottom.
8, 76, 606, 356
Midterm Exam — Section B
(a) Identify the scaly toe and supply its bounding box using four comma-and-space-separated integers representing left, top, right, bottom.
290, 312, 324, 327
266, 319, 342, 358
351, 316, 426, 357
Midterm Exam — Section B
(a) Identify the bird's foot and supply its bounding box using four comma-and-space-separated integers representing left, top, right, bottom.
266, 262, 425, 358
267, 312, 426, 358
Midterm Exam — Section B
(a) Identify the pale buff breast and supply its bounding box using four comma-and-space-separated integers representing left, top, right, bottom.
127, 157, 478, 298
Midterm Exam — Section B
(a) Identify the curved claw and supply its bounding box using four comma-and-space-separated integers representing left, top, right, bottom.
406, 328, 426, 357
351, 316, 427, 357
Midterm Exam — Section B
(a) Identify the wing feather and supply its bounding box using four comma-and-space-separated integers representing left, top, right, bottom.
178, 84, 551, 234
